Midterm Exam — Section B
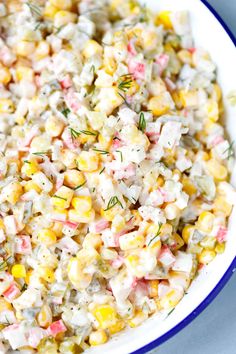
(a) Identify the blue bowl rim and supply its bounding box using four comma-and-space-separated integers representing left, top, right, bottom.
131, 1, 236, 353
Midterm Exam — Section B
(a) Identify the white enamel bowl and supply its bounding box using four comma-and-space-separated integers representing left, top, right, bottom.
87, 1, 236, 353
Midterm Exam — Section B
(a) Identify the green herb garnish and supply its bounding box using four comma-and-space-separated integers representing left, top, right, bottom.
223, 141, 235, 160
90, 65, 95, 74
99, 167, 105, 174
166, 308, 175, 317
32, 151, 48, 157
148, 222, 163, 246
61, 108, 71, 118
93, 148, 109, 155
116, 150, 123, 162
104, 196, 123, 211
80, 130, 97, 136
69, 128, 80, 140
26, 2, 41, 17
53, 195, 67, 201
0, 256, 12, 271
118, 74, 133, 93
74, 181, 86, 190
21, 283, 28, 292
138, 112, 146, 133
24, 160, 31, 164
118, 92, 132, 109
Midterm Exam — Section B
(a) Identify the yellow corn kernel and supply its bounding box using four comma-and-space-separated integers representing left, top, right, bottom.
76, 151, 99, 172
111, 215, 126, 233
89, 329, 108, 346
21, 160, 39, 177
0, 66, 11, 85
156, 10, 173, 29
68, 208, 95, 223
182, 177, 197, 196
93, 305, 117, 329
38, 266, 55, 283
212, 83, 222, 102
37, 229, 57, 246
179, 90, 198, 108
60, 149, 78, 169
82, 40, 103, 59
198, 249, 216, 264
51, 220, 64, 238
206, 99, 219, 122
213, 196, 232, 217
177, 49, 192, 65
206, 159, 228, 182
119, 231, 145, 251
50, 0, 72, 10
15, 116, 25, 125
16, 41, 35, 57
51, 186, 74, 209
71, 196, 92, 212
173, 233, 185, 250
95, 87, 123, 115
15, 66, 34, 82
78, 132, 97, 145
159, 289, 182, 309
0, 219, 4, 230
35, 41, 50, 60
43, 3, 58, 19
200, 236, 216, 249
0, 98, 14, 113
11, 264, 26, 278
87, 111, 107, 131
148, 94, 170, 116
0, 297, 12, 311
197, 211, 215, 233
37, 304, 52, 328
67, 257, 92, 289
64, 170, 85, 189
3, 181, 23, 205
83, 233, 102, 249
103, 56, 117, 75
45, 116, 64, 137
25, 270, 33, 285
109, 320, 125, 335
24, 181, 41, 193
215, 242, 225, 254
128, 310, 148, 328
131, 210, 142, 226
54, 10, 77, 27
149, 280, 159, 298
125, 253, 139, 271
100, 205, 122, 222
182, 224, 195, 244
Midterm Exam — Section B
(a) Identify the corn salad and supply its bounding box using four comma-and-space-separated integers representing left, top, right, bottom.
0, 0, 235, 352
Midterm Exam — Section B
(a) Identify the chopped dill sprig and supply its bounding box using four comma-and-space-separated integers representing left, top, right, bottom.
53, 195, 67, 201
148, 222, 163, 246
26, 2, 41, 17
116, 150, 123, 162
93, 148, 109, 155
138, 112, 146, 133
61, 108, 71, 118
118, 74, 133, 93
80, 130, 97, 136
104, 196, 123, 211
74, 181, 86, 190
223, 141, 235, 160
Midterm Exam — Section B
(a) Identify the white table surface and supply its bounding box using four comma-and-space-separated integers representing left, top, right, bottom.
152, 1, 236, 354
